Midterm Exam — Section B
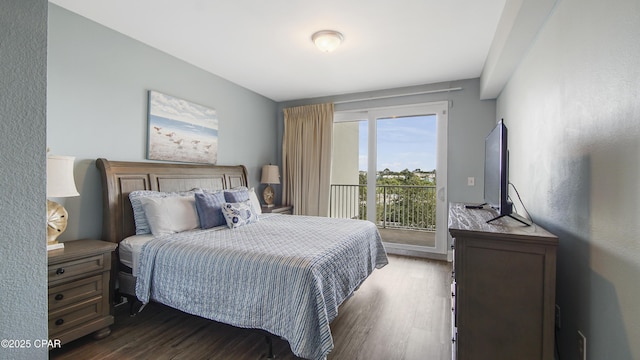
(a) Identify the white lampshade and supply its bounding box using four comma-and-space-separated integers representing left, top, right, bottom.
47, 155, 79, 198
261, 165, 280, 185
312, 30, 344, 52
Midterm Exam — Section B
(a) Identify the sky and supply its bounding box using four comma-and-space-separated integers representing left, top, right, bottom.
359, 115, 437, 172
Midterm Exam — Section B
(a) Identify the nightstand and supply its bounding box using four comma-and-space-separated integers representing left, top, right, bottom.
261, 205, 293, 215
47, 239, 117, 345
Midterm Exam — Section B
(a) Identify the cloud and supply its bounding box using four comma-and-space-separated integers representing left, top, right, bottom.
354, 114, 438, 171
149, 91, 218, 129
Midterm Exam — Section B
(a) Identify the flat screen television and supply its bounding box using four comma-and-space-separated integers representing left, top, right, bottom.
483, 120, 529, 225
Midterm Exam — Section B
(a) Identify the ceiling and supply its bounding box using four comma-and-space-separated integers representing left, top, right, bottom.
49, 0, 507, 102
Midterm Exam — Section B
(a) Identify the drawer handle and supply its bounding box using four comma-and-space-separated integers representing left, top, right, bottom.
55, 319, 64, 326
55, 268, 65, 275
55, 294, 64, 301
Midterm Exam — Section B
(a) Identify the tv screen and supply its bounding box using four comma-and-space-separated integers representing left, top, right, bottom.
484, 120, 512, 218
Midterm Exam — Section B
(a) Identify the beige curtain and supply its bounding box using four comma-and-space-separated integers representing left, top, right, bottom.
282, 103, 334, 216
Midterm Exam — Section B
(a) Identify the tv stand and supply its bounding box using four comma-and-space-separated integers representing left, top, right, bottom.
449, 203, 558, 360
487, 212, 531, 226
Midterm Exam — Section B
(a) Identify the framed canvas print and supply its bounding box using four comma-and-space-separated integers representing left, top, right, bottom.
147, 90, 218, 164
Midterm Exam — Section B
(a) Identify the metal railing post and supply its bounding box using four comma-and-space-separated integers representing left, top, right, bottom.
382, 186, 387, 229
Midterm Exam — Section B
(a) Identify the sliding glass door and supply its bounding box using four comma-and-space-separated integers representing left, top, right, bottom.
332, 102, 448, 256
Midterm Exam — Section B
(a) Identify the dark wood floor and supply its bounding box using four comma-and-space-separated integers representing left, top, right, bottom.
50, 255, 452, 360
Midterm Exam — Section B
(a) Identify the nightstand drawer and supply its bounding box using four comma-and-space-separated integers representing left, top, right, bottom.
47, 239, 117, 345
49, 274, 103, 311
49, 296, 103, 337
48, 254, 105, 283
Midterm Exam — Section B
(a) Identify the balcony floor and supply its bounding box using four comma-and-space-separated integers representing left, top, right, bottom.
379, 228, 436, 247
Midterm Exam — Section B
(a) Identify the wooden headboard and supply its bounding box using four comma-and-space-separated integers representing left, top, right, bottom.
96, 158, 248, 244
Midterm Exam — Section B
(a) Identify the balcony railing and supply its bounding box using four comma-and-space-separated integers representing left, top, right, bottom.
330, 184, 437, 231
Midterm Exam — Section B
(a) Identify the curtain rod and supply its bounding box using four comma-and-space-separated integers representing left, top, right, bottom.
334, 87, 463, 105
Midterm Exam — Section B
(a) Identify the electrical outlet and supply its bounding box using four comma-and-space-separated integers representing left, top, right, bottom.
555, 304, 561, 329
578, 330, 586, 360
467, 177, 475, 186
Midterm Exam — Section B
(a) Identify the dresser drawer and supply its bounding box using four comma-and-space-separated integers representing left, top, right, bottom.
49, 274, 103, 311
48, 254, 105, 283
49, 296, 103, 337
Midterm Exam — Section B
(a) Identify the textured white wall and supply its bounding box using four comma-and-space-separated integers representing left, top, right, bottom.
47, 5, 278, 242
0, 0, 49, 359
497, 0, 640, 358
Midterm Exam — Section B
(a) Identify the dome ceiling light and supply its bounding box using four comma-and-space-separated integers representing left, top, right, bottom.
311, 30, 344, 53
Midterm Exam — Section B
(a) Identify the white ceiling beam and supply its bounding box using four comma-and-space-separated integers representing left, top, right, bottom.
480, 0, 558, 100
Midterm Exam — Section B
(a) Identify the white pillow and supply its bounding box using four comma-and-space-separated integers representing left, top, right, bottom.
139, 195, 199, 236
248, 187, 262, 215
129, 189, 198, 235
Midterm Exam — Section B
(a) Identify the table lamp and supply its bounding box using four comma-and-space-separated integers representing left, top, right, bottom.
260, 165, 280, 207
47, 155, 79, 250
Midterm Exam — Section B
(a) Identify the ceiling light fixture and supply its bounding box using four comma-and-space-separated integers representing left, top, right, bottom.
311, 30, 344, 53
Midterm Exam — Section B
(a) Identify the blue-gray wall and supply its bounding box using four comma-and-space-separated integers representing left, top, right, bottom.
0, 0, 48, 359
278, 78, 497, 206
47, 4, 279, 242
497, 0, 640, 358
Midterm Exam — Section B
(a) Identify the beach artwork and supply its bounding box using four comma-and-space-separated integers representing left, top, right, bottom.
147, 91, 218, 164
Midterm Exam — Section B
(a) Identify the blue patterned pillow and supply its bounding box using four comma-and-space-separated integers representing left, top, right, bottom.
221, 200, 258, 229
194, 191, 226, 229
129, 189, 198, 235
224, 186, 249, 203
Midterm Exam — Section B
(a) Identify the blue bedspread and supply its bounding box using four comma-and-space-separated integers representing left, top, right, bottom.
136, 214, 388, 360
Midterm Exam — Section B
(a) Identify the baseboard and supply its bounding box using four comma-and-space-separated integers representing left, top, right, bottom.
383, 242, 450, 261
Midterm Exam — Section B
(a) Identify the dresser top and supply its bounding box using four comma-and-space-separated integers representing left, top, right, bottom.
448, 203, 558, 244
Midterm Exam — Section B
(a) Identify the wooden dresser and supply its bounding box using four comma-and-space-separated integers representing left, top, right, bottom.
448, 203, 558, 360
47, 239, 117, 345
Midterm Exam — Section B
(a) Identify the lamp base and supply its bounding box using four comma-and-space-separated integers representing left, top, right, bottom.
47, 199, 68, 251
262, 185, 275, 207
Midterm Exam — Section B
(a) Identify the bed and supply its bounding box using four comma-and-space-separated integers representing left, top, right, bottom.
96, 158, 388, 360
